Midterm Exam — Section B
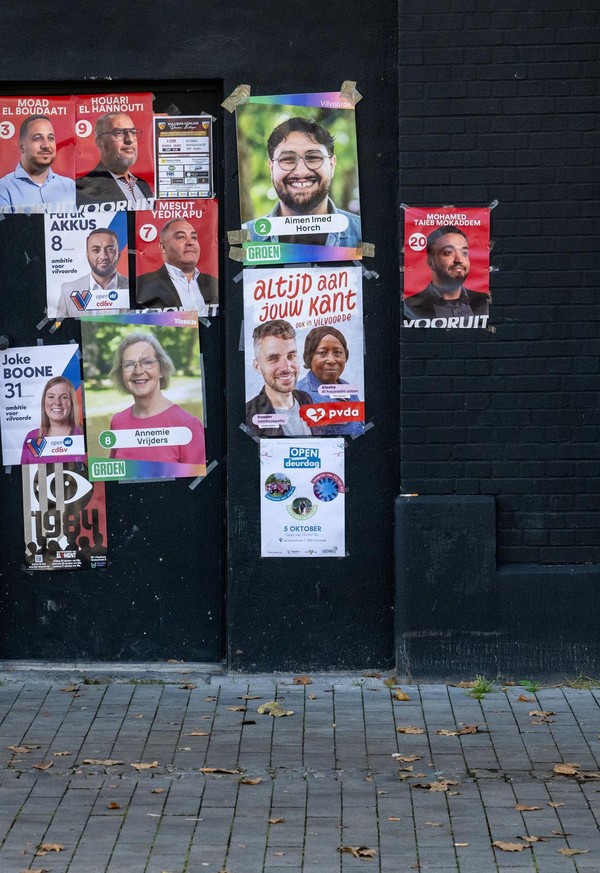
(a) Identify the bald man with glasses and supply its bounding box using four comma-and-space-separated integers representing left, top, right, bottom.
76, 112, 153, 206
243, 116, 361, 248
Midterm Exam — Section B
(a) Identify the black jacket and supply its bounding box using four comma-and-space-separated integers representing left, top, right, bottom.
76, 162, 153, 205
136, 264, 218, 309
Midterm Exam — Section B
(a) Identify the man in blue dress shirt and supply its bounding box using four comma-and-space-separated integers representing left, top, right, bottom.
0, 115, 75, 210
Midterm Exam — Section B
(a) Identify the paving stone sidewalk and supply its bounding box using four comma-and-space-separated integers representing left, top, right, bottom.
1, 675, 600, 872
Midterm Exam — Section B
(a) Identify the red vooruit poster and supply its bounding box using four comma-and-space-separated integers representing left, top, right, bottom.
75, 92, 154, 206
0, 95, 75, 211
134, 199, 219, 315
403, 206, 491, 329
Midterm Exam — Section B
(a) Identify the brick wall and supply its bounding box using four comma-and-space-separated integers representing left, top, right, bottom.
399, 2, 600, 563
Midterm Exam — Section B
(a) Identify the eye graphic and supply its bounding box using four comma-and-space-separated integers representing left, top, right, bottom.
32, 469, 93, 507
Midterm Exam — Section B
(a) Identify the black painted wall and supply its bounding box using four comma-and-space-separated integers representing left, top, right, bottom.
0, 1, 400, 669
399, 0, 600, 565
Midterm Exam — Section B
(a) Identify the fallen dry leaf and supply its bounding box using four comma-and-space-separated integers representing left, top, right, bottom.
392, 754, 423, 762
396, 726, 424, 734
552, 830, 571, 836
493, 841, 527, 852
559, 848, 589, 856
449, 680, 478, 688
338, 845, 378, 859
293, 675, 312, 685
226, 706, 247, 712
187, 731, 209, 737
554, 763, 580, 776
517, 694, 535, 702
515, 804, 541, 811
393, 688, 411, 701
180, 683, 197, 690
257, 701, 293, 717
455, 842, 469, 847
7, 745, 39, 753
384, 676, 398, 687
106, 802, 121, 809
130, 761, 158, 771
362, 672, 382, 679
199, 767, 242, 775
424, 822, 442, 827
435, 725, 479, 736
273, 851, 285, 856
177, 747, 192, 751
412, 779, 458, 792
203, 695, 217, 701
519, 835, 545, 842
82, 758, 123, 766
52, 751, 71, 757
32, 761, 53, 771
36, 843, 64, 854
239, 695, 261, 700
548, 801, 564, 807
61, 684, 79, 692
19, 868, 49, 873
529, 710, 554, 718
388, 817, 401, 821
151, 788, 165, 794
240, 777, 262, 785
269, 817, 285, 824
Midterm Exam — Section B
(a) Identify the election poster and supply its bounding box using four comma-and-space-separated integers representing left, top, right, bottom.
260, 438, 345, 557
134, 198, 219, 315
243, 266, 364, 437
154, 116, 214, 200
22, 463, 108, 571
236, 92, 362, 266
80, 311, 206, 482
0, 344, 85, 466
0, 95, 76, 213
403, 206, 491, 329
74, 92, 155, 207
45, 207, 130, 319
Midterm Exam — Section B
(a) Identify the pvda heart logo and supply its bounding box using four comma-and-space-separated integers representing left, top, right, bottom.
306, 407, 326, 423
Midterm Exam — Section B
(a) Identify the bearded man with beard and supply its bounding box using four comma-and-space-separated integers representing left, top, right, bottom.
244, 117, 361, 248
403, 225, 489, 321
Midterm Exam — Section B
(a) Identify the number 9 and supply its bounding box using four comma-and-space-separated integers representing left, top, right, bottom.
76, 120, 93, 138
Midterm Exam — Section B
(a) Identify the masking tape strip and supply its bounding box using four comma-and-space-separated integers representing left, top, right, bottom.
36, 316, 51, 331
489, 265, 499, 272
487, 325, 497, 334
340, 80, 363, 105
37, 338, 44, 346
351, 421, 375, 440
233, 270, 244, 283
228, 229, 250, 244
229, 246, 245, 262
489, 240, 496, 251
4, 466, 11, 474
166, 103, 182, 116
399, 202, 410, 210
222, 84, 251, 113
199, 317, 211, 328
49, 321, 60, 334
239, 322, 245, 352
489, 198, 499, 210
359, 242, 375, 258
189, 459, 218, 490
240, 422, 260, 443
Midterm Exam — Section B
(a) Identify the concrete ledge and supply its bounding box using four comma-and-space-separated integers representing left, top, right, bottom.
0, 660, 225, 685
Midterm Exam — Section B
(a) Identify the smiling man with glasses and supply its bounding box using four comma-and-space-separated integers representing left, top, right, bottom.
76, 112, 153, 206
244, 116, 361, 248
